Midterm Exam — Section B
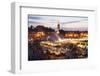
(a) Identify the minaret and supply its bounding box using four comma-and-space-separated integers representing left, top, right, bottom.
57, 20, 60, 34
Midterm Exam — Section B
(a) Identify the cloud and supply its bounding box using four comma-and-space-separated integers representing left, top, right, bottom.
28, 15, 42, 20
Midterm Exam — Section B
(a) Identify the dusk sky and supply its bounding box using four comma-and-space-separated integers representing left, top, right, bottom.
28, 15, 88, 31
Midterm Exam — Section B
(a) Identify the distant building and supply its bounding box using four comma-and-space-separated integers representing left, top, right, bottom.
47, 21, 64, 41
56, 20, 60, 34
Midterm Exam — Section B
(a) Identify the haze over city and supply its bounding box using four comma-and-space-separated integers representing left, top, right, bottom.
28, 15, 88, 31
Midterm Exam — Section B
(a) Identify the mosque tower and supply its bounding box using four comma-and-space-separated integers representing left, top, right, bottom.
56, 20, 60, 34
